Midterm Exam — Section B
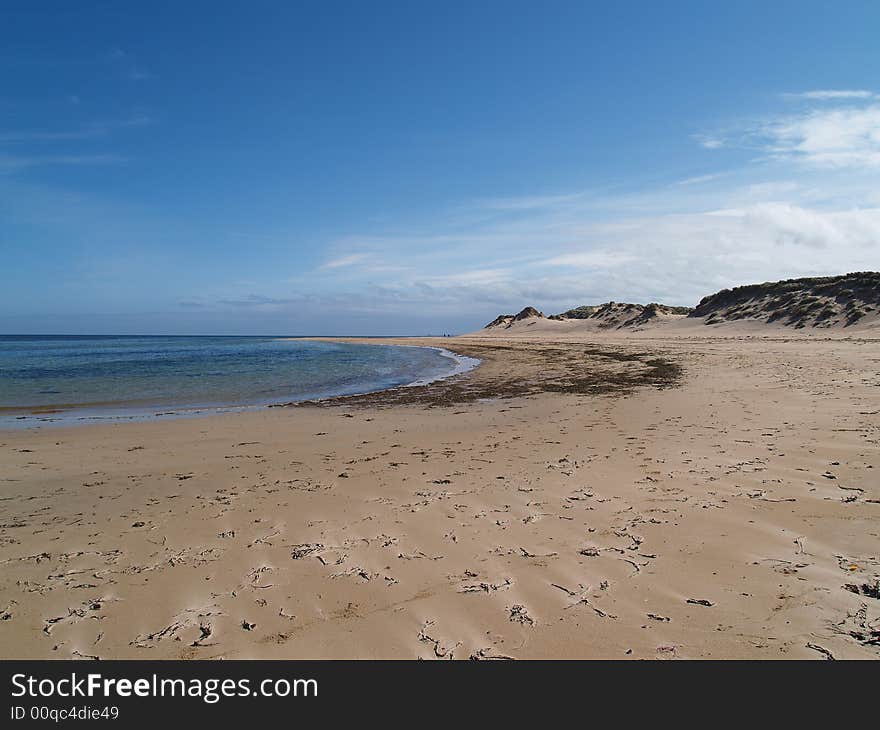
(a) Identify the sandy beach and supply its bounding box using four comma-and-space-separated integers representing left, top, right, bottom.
1, 329, 879, 659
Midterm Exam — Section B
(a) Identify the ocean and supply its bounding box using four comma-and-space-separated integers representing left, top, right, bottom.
0, 335, 478, 427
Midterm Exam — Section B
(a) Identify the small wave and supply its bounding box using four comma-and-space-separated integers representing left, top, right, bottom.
402, 347, 481, 387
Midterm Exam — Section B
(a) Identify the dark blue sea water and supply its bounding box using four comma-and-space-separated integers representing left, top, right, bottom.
0, 336, 478, 427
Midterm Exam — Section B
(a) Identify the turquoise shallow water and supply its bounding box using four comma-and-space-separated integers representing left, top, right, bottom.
0, 336, 477, 427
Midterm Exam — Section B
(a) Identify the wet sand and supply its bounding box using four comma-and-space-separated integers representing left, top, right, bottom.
1, 332, 878, 659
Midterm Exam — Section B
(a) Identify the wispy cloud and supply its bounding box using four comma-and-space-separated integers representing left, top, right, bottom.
693, 134, 725, 149
674, 172, 730, 186
218, 294, 302, 308
280, 154, 880, 317
104, 46, 153, 82
0, 153, 126, 173
542, 250, 636, 268
0, 116, 152, 145
420, 268, 513, 286
698, 94, 880, 169
761, 104, 880, 168
321, 252, 371, 269
0, 116, 151, 180
127, 69, 154, 81
471, 192, 583, 211
0, 129, 96, 144
784, 89, 874, 101
7, 81, 878, 331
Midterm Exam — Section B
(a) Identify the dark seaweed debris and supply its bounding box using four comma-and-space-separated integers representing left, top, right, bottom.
272, 341, 684, 409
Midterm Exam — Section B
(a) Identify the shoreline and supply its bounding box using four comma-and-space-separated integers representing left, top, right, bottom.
0, 341, 482, 431
0, 332, 878, 659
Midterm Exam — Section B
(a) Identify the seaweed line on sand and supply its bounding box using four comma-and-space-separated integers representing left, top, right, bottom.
271, 341, 684, 409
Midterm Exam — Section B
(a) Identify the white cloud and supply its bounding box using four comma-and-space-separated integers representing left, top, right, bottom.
472, 192, 583, 211
423, 268, 513, 285
519, 203, 879, 307
189, 188, 876, 328
0, 116, 152, 144
12, 87, 871, 330
320, 252, 370, 269
285, 104, 880, 317
127, 69, 154, 81
0, 130, 95, 144
697, 96, 880, 169
785, 89, 874, 101
742, 202, 880, 249
543, 250, 636, 268
675, 172, 730, 186
290, 174, 880, 315
694, 134, 725, 149
0, 153, 126, 173
761, 104, 880, 167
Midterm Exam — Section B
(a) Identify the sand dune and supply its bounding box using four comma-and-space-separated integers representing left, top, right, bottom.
1, 328, 878, 659
481, 272, 880, 336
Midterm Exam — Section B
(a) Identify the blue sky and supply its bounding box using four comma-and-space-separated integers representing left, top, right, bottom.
2, 1, 879, 334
